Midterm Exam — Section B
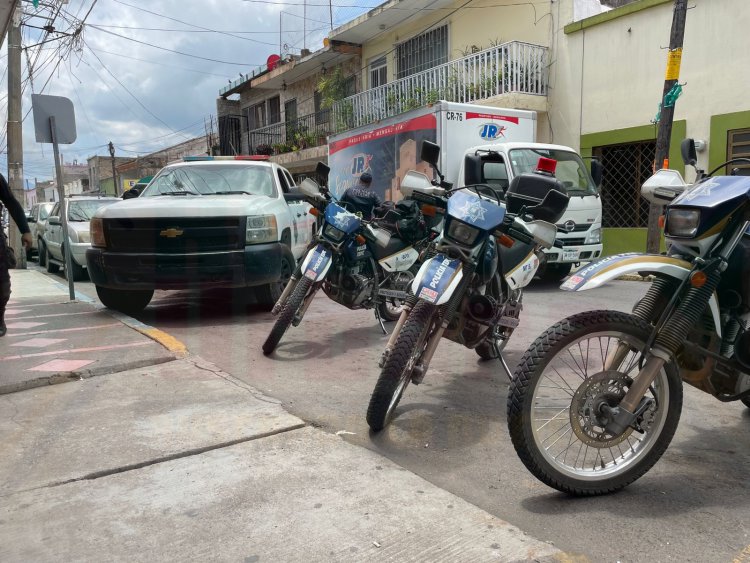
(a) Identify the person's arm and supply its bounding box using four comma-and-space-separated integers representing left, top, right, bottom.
0, 174, 30, 235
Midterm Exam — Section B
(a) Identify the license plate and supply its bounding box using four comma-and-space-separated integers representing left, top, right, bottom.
562, 248, 579, 261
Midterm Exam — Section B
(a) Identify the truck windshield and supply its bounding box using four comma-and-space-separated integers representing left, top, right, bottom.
508, 148, 598, 196
143, 165, 277, 197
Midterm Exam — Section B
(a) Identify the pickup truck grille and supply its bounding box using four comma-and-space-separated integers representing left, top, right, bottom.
105, 217, 245, 253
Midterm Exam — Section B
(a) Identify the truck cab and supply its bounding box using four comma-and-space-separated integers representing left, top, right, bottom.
457, 142, 603, 280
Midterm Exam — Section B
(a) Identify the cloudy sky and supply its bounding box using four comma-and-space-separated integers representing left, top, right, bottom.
1, 0, 370, 185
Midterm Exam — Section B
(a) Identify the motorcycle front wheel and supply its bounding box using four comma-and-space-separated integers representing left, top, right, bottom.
367, 300, 437, 431
262, 277, 313, 356
507, 310, 683, 496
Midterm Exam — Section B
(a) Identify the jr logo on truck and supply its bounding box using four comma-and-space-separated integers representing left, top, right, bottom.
479, 123, 506, 140
350, 153, 373, 175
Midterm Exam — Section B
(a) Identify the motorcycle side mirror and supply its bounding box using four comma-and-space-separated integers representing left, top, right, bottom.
590, 159, 603, 188
681, 138, 698, 167
299, 178, 322, 198
315, 161, 330, 177
420, 141, 440, 167
463, 154, 483, 186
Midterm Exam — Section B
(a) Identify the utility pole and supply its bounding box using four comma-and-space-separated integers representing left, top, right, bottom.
108, 141, 119, 196
647, 0, 688, 253
7, 3, 26, 268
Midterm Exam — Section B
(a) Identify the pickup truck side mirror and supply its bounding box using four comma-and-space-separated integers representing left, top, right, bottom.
48, 216, 61, 226
315, 161, 330, 178
283, 187, 307, 202
122, 188, 140, 199
590, 159, 603, 188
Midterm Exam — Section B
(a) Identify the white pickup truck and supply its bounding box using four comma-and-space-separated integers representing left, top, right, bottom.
86, 156, 316, 313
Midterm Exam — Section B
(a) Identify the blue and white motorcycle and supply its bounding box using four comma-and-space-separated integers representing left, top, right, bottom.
507, 139, 750, 495
262, 166, 434, 356
366, 142, 570, 431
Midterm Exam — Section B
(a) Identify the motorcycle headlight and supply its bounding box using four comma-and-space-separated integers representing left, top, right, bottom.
585, 227, 601, 244
323, 223, 346, 242
246, 215, 278, 244
90, 217, 106, 248
446, 219, 480, 246
665, 209, 700, 238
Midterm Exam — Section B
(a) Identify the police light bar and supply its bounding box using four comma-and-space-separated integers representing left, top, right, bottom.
536, 157, 557, 174
182, 155, 270, 162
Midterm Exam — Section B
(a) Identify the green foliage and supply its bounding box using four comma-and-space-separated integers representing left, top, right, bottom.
317, 67, 350, 110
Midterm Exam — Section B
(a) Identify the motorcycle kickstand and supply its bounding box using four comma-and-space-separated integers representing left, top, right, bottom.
374, 306, 388, 335
492, 341, 513, 381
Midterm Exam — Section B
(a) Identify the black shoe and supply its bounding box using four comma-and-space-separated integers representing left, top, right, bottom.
0, 321, 6, 337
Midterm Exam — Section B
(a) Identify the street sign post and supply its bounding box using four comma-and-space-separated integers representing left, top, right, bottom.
31, 94, 77, 300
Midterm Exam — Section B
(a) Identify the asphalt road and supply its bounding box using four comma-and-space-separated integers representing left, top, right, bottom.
44, 263, 750, 563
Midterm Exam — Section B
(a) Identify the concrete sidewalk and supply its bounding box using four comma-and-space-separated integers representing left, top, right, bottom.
0, 269, 569, 562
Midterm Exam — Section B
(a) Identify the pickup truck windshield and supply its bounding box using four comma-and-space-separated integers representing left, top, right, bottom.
67, 200, 119, 221
142, 164, 277, 197
509, 148, 598, 196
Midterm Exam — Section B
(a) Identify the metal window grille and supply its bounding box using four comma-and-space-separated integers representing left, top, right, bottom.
218, 114, 243, 156
728, 128, 750, 176
396, 25, 448, 79
593, 140, 656, 228
369, 55, 387, 88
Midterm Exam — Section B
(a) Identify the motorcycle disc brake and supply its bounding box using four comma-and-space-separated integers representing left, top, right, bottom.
569, 370, 635, 448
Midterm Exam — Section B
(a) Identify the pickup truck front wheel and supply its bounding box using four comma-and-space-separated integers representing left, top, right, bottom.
255, 246, 294, 311
96, 286, 153, 315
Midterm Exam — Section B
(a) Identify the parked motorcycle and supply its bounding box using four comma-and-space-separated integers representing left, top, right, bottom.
262, 164, 435, 356
507, 138, 750, 495
366, 141, 570, 431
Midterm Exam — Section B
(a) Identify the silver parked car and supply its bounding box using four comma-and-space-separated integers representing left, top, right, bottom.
28, 202, 55, 261
43, 196, 121, 280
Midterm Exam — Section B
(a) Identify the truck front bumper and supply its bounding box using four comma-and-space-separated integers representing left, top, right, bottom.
543, 243, 603, 264
86, 243, 285, 290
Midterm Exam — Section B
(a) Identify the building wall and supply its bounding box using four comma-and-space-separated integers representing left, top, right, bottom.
360, 0, 552, 90
556, 0, 749, 174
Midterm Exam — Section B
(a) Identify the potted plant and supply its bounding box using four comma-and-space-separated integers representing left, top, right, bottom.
254, 144, 274, 156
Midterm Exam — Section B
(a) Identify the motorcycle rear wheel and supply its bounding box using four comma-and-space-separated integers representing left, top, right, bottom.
262, 277, 312, 356
507, 310, 683, 496
367, 300, 436, 431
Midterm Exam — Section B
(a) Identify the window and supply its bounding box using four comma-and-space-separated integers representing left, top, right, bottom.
277, 169, 290, 193
247, 102, 266, 130
369, 55, 388, 88
268, 96, 281, 125
728, 128, 750, 176
396, 25, 448, 79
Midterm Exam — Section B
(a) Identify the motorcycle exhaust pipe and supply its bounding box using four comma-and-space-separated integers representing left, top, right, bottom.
466, 294, 498, 322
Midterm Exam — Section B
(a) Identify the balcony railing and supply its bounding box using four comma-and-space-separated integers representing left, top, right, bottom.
248, 110, 332, 155
331, 41, 548, 132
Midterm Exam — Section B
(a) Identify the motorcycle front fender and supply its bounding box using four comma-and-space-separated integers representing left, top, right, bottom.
561, 252, 721, 337
300, 244, 333, 282
411, 254, 463, 305
560, 253, 692, 292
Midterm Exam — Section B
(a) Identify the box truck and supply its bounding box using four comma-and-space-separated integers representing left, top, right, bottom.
327, 101, 603, 280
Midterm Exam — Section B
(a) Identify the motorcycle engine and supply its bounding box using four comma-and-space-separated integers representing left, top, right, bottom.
323, 265, 373, 309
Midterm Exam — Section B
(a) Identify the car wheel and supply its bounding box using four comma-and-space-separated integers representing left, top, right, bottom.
64, 253, 87, 282
95, 286, 153, 315
255, 246, 294, 311
46, 246, 59, 273
38, 240, 47, 267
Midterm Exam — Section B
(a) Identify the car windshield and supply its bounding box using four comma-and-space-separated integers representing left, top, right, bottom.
509, 148, 598, 196
67, 200, 118, 221
142, 164, 276, 197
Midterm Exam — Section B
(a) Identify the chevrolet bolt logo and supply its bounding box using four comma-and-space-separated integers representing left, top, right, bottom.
160, 227, 184, 238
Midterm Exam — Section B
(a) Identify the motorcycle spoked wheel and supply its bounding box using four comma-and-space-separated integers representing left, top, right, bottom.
377, 265, 420, 322
262, 277, 313, 356
507, 310, 683, 496
367, 300, 437, 431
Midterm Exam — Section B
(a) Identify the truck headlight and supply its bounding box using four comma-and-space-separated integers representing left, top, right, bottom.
446, 219, 480, 246
76, 230, 91, 244
246, 215, 278, 244
90, 217, 106, 248
665, 209, 700, 238
585, 227, 601, 244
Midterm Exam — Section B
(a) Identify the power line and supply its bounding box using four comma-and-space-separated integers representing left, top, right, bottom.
87, 25, 270, 67
87, 46, 231, 78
